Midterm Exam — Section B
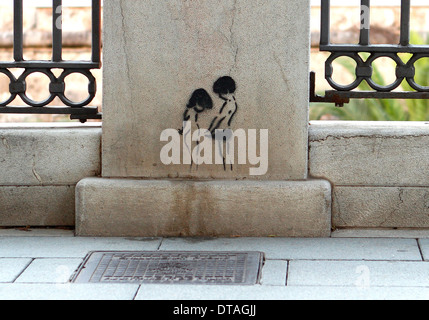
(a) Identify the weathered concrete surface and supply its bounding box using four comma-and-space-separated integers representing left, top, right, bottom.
0, 124, 101, 186
75, 178, 331, 237
309, 121, 429, 186
102, 0, 310, 180
0, 186, 75, 227
333, 186, 429, 229
0, 124, 101, 227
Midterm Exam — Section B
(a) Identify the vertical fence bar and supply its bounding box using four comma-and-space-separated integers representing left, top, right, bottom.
359, 0, 370, 45
13, 0, 23, 61
52, 0, 62, 62
400, 0, 411, 46
92, 0, 101, 64
320, 0, 330, 46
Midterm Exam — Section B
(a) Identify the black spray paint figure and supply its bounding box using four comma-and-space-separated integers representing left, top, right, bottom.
179, 76, 238, 171
178, 88, 213, 170
209, 76, 238, 135
179, 88, 213, 134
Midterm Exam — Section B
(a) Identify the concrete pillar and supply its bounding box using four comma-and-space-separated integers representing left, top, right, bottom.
76, 0, 332, 237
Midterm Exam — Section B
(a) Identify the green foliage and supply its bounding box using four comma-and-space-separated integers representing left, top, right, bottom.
310, 33, 429, 121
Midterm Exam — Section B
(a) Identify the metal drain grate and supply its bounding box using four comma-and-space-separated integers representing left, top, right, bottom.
71, 251, 264, 285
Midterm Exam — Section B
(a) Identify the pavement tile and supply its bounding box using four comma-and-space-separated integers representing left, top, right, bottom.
418, 239, 429, 261
135, 284, 429, 300
0, 284, 140, 300
0, 237, 162, 258
288, 260, 429, 287
0, 258, 32, 283
0, 235, 426, 300
15, 258, 83, 283
260, 260, 288, 286
159, 237, 422, 261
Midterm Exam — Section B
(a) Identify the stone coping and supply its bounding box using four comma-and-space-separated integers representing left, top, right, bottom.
0, 122, 102, 129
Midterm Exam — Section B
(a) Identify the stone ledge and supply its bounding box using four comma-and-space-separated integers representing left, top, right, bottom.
333, 186, 429, 229
75, 178, 332, 238
0, 185, 75, 227
309, 121, 429, 186
0, 123, 101, 186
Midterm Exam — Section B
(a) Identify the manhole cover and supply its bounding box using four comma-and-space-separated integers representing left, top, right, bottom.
71, 251, 264, 285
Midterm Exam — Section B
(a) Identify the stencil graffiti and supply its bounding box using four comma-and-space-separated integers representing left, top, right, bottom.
179, 76, 238, 171
179, 76, 238, 136
160, 76, 268, 175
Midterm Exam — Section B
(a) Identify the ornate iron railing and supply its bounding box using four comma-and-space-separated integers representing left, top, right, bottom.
310, 0, 429, 107
0, 0, 102, 122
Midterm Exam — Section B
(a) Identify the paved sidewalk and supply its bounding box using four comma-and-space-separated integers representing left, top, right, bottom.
0, 228, 429, 300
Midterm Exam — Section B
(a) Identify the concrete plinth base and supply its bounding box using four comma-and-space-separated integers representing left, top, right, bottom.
75, 178, 332, 238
